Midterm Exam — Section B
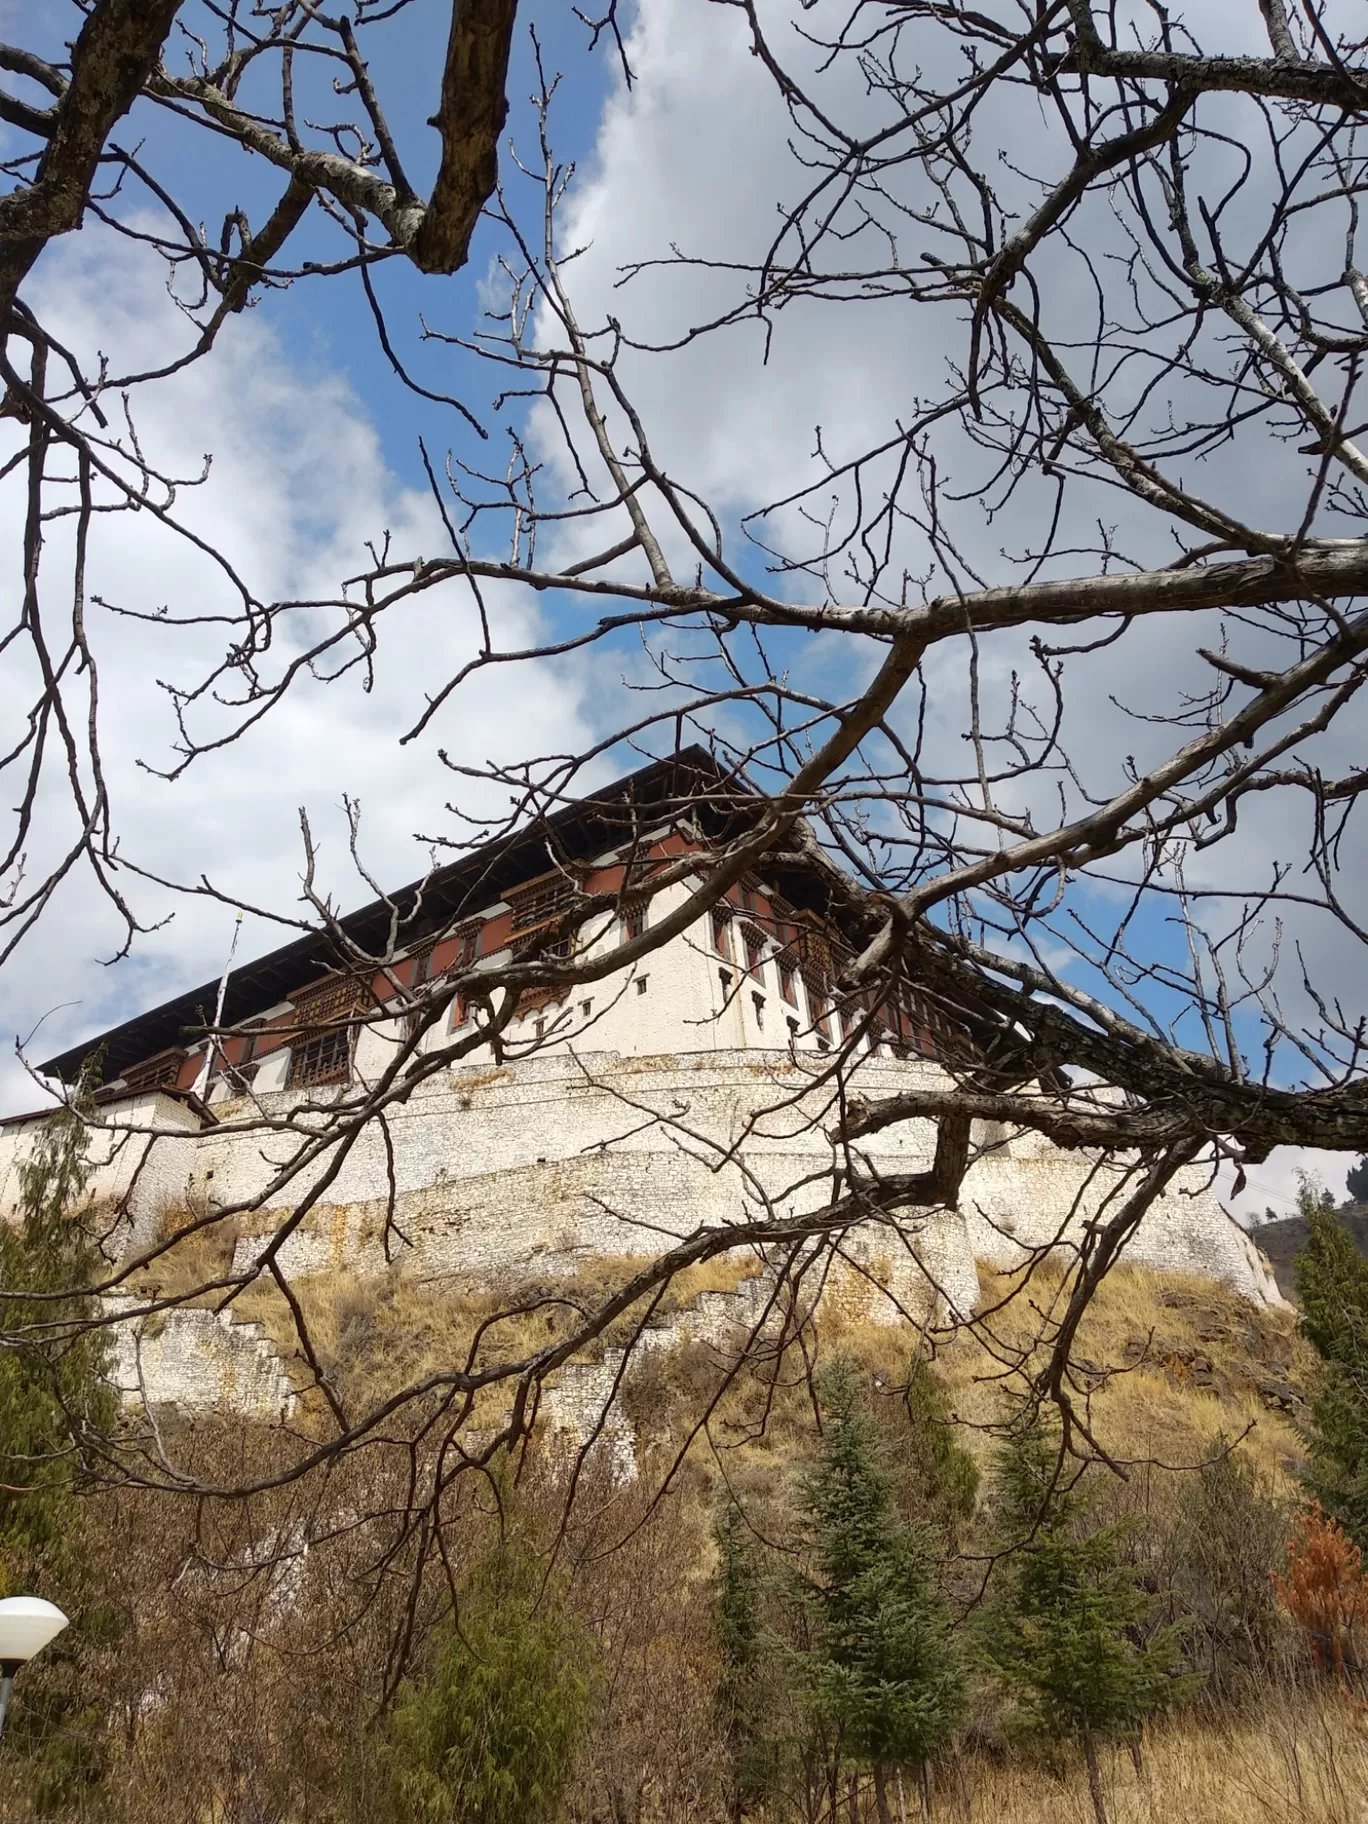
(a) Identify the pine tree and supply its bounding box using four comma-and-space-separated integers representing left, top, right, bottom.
1293, 1192, 1368, 1549
384, 1538, 596, 1824
1345, 1155, 1368, 1208
900, 1355, 979, 1542
794, 1358, 967, 1824
714, 1498, 779, 1821
0, 1074, 116, 1575
0, 1074, 118, 1807
986, 1424, 1194, 1824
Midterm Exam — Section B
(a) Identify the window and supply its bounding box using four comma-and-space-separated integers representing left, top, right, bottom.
124, 1046, 189, 1095
580, 999, 593, 1018
286, 973, 370, 1091
742, 924, 766, 980
787, 1016, 799, 1043
751, 992, 765, 1031
508, 872, 576, 937
288, 1027, 352, 1089
719, 968, 733, 994
804, 977, 831, 1040
711, 905, 733, 957
453, 923, 482, 969
621, 900, 647, 943
635, 975, 649, 995
212, 1026, 264, 1094
778, 958, 799, 1006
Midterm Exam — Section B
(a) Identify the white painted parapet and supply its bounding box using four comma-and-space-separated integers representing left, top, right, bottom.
103, 1295, 297, 1423
0, 1046, 1284, 1423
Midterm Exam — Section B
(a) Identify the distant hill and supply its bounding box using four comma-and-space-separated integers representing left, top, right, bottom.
1249, 1203, 1368, 1300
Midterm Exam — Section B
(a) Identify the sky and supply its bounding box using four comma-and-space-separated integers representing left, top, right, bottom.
0, 0, 1361, 1222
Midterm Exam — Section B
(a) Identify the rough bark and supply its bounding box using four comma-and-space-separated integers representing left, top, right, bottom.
1083, 1733, 1109, 1824
0, 0, 182, 313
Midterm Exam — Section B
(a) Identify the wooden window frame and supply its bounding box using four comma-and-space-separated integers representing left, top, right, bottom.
123, 1046, 190, 1096
711, 904, 733, 958
742, 922, 766, 980
621, 899, 648, 944
287, 1026, 353, 1090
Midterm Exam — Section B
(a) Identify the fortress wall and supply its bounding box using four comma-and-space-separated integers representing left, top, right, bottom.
955, 1131, 1285, 1304
3, 1052, 1279, 1310
102, 1295, 297, 1422
192, 1049, 1275, 1312
0, 1090, 204, 1249
0, 1049, 1282, 1423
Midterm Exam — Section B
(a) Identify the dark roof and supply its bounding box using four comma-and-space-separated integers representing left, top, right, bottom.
41, 747, 772, 1085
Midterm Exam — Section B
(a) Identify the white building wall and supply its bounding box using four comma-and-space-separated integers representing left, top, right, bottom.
0, 912, 1287, 1419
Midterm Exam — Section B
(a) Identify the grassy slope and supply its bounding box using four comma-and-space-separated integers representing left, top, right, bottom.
116, 1227, 1368, 1823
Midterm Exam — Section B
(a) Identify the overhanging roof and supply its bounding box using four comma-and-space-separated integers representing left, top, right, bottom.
41, 746, 785, 1086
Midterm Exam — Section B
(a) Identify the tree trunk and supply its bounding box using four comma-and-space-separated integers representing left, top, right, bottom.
848, 1768, 862, 1824
1083, 1733, 1109, 1824
919, 1763, 932, 1824
873, 1763, 895, 1824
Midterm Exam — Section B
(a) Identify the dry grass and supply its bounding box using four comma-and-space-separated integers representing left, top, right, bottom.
220, 1248, 767, 1420
931, 1261, 1313, 1490
122, 1201, 240, 1307
946, 1692, 1368, 1824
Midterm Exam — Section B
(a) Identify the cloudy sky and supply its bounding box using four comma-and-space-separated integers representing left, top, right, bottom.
0, 0, 1360, 1221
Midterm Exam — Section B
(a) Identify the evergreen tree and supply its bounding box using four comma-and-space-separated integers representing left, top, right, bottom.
901, 1355, 979, 1542
0, 1074, 116, 1575
1345, 1155, 1368, 1208
0, 1075, 118, 1808
1293, 1192, 1368, 1549
986, 1424, 1194, 1824
794, 1358, 967, 1824
384, 1539, 597, 1824
714, 1498, 780, 1821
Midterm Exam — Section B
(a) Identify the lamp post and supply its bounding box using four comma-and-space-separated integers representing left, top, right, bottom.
0, 1597, 69, 1741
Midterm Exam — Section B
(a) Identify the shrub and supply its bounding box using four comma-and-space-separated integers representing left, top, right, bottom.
986, 1423, 1198, 1824
1274, 1504, 1368, 1681
383, 1539, 597, 1824
792, 1357, 967, 1824
1294, 1189, 1368, 1549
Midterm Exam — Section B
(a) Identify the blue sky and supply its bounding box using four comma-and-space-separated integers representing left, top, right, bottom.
0, 1, 1360, 1216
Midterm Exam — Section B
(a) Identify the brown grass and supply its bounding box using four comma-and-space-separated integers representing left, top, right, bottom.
931, 1261, 1314, 1490
220, 1247, 768, 1421
945, 1691, 1368, 1824
122, 1201, 240, 1307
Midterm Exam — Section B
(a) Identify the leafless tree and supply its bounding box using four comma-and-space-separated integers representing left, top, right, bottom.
1, 0, 1366, 1545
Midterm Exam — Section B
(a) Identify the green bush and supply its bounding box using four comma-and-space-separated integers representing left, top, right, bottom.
792, 1358, 967, 1824
1, 1081, 117, 1575
383, 1540, 597, 1824
986, 1423, 1197, 1824
1294, 1187, 1368, 1549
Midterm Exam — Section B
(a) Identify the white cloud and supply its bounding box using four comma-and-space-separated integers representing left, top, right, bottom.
0, 227, 593, 1113
520, 0, 1366, 1193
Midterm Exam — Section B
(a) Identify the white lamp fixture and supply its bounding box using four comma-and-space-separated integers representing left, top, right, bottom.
0, 1597, 70, 1741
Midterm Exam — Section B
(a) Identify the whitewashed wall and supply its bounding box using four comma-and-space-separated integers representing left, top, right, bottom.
0, 909, 1286, 1421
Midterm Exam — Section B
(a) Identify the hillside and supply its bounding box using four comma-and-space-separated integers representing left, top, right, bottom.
5, 1256, 1361, 1824
1248, 1204, 1368, 1299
